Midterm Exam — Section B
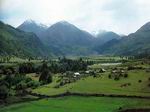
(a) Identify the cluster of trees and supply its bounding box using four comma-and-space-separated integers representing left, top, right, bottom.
0, 74, 40, 101
39, 62, 52, 84
49, 57, 90, 73
134, 51, 150, 59
19, 63, 35, 73
108, 68, 128, 81
0, 56, 11, 63
0, 61, 53, 101
0, 57, 96, 101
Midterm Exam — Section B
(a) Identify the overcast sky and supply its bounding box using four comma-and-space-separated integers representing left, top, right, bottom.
0, 0, 150, 34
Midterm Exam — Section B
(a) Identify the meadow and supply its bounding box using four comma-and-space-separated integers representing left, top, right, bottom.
1, 96, 150, 112
0, 56, 150, 112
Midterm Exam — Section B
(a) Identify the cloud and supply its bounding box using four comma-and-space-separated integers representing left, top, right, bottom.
0, 0, 150, 34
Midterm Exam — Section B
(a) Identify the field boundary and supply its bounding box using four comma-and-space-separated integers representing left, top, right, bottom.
119, 108, 150, 112
27, 91, 150, 99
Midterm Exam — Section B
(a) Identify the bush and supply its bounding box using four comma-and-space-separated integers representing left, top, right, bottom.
0, 84, 9, 100
108, 74, 111, 79
138, 80, 142, 83
27, 81, 40, 89
127, 66, 134, 70
114, 76, 120, 81
124, 73, 128, 78
25, 77, 32, 83
19, 63, 35, 74
15, 82, 27, 90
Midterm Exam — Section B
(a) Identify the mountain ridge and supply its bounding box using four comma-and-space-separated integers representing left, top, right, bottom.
0, 21, 50, 57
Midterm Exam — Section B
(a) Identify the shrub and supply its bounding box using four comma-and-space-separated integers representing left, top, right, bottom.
127, 66, 134, 70
19, 63, 35, 74
15, 82, 27, 90
114, 76, 120, 81
25, 77, 32, 83
128, 83, 131, 86
108, 74, 111, 79
138, 80, 142, 83
118, 107, 122, 110
0, 83, 9, 100
124, 73, 128, 78
27, 81, 40, 89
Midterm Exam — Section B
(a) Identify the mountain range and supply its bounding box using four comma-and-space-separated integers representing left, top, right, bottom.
96, 22, 150, 56
0, 19, 149, 57
17, 20, 121, 56
0, 21, 50, 57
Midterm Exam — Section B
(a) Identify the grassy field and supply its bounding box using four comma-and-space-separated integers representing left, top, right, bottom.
32, 69, 150, 96
1, 56, 150, 112
1, 96, 150, 112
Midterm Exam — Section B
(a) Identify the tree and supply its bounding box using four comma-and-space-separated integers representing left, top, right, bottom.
15, 81, 27, 96
39, 62, 52, 84
0, 81, 9, 100
19, 63, 35, 74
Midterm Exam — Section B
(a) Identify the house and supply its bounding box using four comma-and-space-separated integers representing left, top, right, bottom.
102, 68, 106, 72
99, 68, 106, 73
85, 71, 90, 74
74, 72, 80, 76
112, 70, 117, 73
121, 70, 125, 73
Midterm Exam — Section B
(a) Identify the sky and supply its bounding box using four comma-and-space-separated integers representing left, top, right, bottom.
0, 0, 150, 35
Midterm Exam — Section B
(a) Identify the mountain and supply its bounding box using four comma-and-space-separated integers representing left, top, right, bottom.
17, 20, 123, 56
41, 21, 96, 56
96, 22, 150, 56
2, 19, 150, 57
95, 39, 120, 54
17, 20, 48, 38
0, 21, 50, 57
96, 31, 121, 43
136, 22, 150, 32
93, 31, 121, 47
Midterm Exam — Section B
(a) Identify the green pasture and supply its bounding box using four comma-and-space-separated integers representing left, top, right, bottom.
1, 96, 150, 112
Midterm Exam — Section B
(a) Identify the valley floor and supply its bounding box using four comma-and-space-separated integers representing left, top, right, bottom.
1, 96, 150, 112
0, 56, 150, 112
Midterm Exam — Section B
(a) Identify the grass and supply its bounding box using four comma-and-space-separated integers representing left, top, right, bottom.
33, 69, 150, 96
1, 57, 150, 112
1, 96, 150, 112
33, 75, 70, 95
26, 73, 39, 81
70, 70, 150, 96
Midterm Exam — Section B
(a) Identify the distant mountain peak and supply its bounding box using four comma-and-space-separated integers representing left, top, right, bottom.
18, 20, 48, 37
48, 21, 78, 31
20, 19, 48, 28
23, 19, 36, 25
52, 21, 74, 27
58, 20, 70, 24
136, 21, 150, 32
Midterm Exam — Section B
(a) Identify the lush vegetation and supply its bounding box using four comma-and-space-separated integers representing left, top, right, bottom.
96, 22, 150, 57
1, 96, 150, 112
0, 56, 150, 112
0, 21, 50, 57
0, 17, 150, 112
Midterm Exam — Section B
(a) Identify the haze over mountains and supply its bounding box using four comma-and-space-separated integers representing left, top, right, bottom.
0, 19, 150, 57
18, 20, 48, 38
96, 22, 150, 56
17, 20, 122, 56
